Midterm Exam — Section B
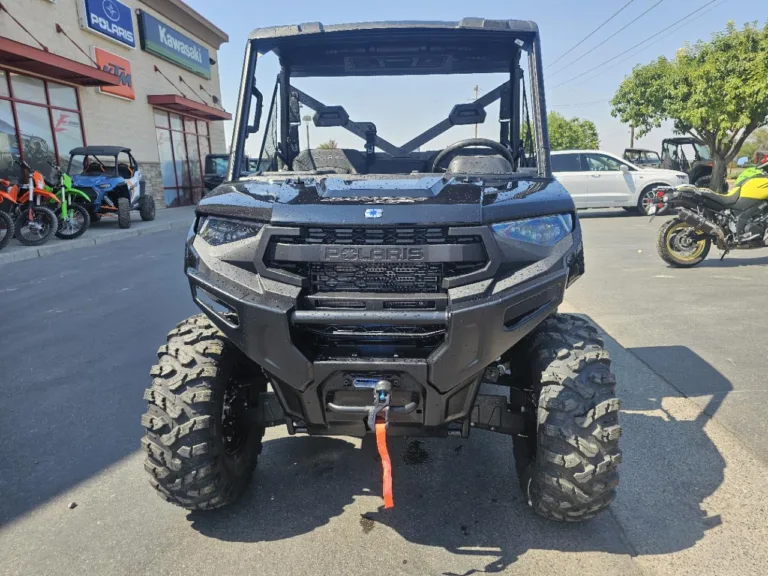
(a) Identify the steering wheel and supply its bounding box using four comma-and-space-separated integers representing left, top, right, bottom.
431, 138, 515, 173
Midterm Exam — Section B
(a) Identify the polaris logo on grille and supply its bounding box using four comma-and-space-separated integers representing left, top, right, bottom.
320, 247, 425, 262
365, 208, 383, 218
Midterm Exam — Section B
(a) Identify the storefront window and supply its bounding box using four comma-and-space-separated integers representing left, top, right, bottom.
154, 108, 211, 207
0, 72, 9, 99
48, 82, 78, 110
52, 110, 84, 169
0, 100, 16, 181
10, 74, 46, 104
15, 103, 56, 174
154, 110, 169, 129
0, 70, 87, 181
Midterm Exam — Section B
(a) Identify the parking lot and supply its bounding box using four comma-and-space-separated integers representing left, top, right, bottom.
1, 210, 767, 576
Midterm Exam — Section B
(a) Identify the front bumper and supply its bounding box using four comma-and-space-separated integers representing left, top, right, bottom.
184, 219, 584, 435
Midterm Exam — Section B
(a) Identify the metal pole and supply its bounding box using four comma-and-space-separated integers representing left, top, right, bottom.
474, 85, 479, 138
630, 126, 635, 148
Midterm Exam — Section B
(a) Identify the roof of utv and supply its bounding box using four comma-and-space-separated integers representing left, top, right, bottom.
69, 146, 131, 157
249, 19, 539, 77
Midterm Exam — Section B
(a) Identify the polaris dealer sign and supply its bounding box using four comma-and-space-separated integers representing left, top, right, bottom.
137, 11, 211, 79
80, 0, 135, 48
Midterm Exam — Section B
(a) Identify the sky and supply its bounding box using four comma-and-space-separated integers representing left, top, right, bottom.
185, 0, 757, 158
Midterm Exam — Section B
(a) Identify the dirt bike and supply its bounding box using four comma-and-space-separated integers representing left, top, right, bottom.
45, 162, 91, 240
650, 171, 768, 267
4, 159, 60, 247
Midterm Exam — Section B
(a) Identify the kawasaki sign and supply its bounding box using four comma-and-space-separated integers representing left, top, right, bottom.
81, 0, 135, 48
137, 11, 211, 79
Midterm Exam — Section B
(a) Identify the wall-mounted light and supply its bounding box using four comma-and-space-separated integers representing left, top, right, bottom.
209, 57, 216, 66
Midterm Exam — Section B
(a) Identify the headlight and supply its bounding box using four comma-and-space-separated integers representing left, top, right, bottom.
198, 216, 262, 246
491, 214, 573, 247
98, 183, 112, 189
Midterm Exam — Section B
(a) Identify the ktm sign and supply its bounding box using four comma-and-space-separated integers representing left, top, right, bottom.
94, 47, 135, 100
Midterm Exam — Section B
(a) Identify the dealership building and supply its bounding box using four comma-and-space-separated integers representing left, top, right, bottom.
0, 0, 230, 208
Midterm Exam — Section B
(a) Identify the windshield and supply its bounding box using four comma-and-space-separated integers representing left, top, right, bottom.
694, 143, 711, 161
230, 28, 548, 181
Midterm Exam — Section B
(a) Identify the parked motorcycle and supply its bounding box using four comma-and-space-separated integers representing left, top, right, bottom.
651, 163, 768, 267
7, 159, 60, 247
45, 162, 91, 240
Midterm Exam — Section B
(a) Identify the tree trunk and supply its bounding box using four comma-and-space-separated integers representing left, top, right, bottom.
710, 154, 728, 192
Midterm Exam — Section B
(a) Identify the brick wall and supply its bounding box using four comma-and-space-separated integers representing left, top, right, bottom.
141, 162, 166, 208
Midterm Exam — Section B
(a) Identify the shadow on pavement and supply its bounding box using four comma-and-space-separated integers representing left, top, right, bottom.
0, 229, 196, 528
696, 255, 768, 268
189, 326, 728, 573
577, 209, 637, 219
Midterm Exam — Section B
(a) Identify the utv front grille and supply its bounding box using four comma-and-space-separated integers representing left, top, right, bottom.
277, 227, 478, 245
265, 227, 487, 294
309, 262, 443, 293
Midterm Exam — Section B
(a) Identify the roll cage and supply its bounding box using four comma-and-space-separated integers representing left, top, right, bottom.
229, 19, 550, 180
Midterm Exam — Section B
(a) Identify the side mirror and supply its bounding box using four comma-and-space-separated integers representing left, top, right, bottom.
247, 85, 263, 134
620, 164, 629, 173
737, 156, 749, 167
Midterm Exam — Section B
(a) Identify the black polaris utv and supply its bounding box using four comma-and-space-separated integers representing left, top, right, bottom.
141, 19, 621, 521
661, 137, 727, 192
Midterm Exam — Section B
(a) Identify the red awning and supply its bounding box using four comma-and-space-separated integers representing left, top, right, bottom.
0, 36, 120, 87
147, 94, 232, 121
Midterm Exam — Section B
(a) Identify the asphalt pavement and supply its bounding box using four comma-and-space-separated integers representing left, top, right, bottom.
0, 214, 766, 576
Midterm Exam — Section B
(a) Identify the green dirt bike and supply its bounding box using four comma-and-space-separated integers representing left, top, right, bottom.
45, 162, 91, 240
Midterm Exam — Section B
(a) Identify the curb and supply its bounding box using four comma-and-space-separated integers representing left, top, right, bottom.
0, 219, 191, 266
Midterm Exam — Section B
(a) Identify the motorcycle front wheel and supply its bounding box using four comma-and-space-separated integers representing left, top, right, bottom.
56, 203, 91, 240
15, 205, 59, 247
656, 218, 712, 268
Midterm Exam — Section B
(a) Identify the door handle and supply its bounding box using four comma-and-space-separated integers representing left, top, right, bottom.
590, 174, 601, 178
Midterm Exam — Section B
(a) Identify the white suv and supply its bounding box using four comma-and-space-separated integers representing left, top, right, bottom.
551, 150, 689, 214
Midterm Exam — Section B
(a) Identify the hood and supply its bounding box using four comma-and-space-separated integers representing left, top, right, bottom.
636, 167, 687, 178
197, 175, 575, 225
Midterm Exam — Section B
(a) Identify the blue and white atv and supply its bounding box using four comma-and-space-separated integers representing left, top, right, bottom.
67, 146, 156, 229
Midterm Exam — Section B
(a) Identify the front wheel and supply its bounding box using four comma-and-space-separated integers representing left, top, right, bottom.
0, 210, 14, 251
139, 194, 156, 221
15, 206, 58, 246
656, 218, 711, 268
513, 314, 621, 521
141, 314, 266, 510
56, 203, 91, 240
117, 197, 131, 229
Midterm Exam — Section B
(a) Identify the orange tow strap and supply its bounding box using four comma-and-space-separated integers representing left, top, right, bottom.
375, 419, 394, 509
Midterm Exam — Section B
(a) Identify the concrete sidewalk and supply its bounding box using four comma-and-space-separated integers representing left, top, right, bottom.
0, 206, 196, 266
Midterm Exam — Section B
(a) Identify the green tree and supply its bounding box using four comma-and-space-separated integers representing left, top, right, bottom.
611, 21, 768, 190
738, 126, 768, 161
317, 139, 339, 150
547, 112, 600, 150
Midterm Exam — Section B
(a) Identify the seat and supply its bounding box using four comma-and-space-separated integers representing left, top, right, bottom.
697, 187, 741, 207
117, 163, 134, 179
84, 162, 104, 174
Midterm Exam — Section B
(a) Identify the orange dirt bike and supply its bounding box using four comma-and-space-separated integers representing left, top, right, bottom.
0, 159, 60, 246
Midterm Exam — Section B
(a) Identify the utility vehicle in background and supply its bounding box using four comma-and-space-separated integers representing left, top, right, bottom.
661, 137, 727, 192
141, 19, 622, 521
68, 146, 155, 229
